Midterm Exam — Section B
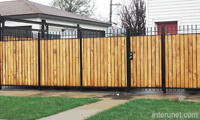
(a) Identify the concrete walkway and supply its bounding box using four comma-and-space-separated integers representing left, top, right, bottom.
39, 99, 128, 120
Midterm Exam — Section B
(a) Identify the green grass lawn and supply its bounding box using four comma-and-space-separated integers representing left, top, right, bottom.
0, 96, 101, 120
86, 99, 200, 120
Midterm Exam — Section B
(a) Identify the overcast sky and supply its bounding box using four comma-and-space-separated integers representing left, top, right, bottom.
0, 0, 126, 26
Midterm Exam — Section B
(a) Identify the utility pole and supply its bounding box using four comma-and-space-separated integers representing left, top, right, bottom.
110, 0, 112, 24
109, 0, 121, 24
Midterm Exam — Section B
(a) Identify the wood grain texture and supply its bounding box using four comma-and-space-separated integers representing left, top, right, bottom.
0, 34, 200, 89
82, 37, 127, 87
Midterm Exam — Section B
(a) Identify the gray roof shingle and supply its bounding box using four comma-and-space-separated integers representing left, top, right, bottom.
0, 0, 110, 25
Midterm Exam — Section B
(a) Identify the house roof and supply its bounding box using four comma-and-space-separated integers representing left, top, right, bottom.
0, 0, 111, 27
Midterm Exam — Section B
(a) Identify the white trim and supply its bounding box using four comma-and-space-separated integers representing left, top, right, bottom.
152, 18, 182, 28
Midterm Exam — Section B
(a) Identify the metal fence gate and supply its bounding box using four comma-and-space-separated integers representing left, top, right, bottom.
127, 25, 200, 93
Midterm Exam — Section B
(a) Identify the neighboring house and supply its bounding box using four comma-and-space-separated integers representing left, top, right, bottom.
0, 0, 110, 37
146, 0, 200, 34
108, 26, 125, 36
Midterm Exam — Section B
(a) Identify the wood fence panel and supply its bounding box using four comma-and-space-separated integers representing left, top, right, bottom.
130, 34, 200, 89
82, 37, 127, 87
40, 39, 80, 87
166, 34, 200, 89
0, 39, 38, 86
131, 35, 162, 88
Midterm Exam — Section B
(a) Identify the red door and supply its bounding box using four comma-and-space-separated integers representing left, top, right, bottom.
157, 21, 178, 35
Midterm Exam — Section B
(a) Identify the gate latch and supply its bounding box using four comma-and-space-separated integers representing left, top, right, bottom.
129, 52, 133, 60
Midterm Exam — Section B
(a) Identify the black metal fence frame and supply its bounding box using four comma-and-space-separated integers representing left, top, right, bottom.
1, 16, 200, 93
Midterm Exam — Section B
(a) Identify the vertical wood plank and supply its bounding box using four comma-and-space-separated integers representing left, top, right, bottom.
21, 41, 25, 86
180, 35, 185, 88
18, 39, 22, 85
60, 39, 63, 86
6, 40, 9, 85
140, 36, 144, 87
118, 37, 122, 87
184, 35, 189, 88
155, 36, 160, 87
10, 40, 14, 85
62, 39, 66, 86
148, 36, 152, 87
100, 37, 104, 87
107, 37, 112, 87
172, 35, 177, 88
83, 38, 87, 86
144, 36, 148, 87
193, 34, 197, 88
114, 37, 118, 87
188, 34, 193, 88
53, 40, 57, 86
30, 40, 34, 86
45, 40, 48, 86
90, 38, 94, 86
176, 35, 181, 88
97, 37, 101, 87
122, 37, 126, 87
130, 37, 134, 87
151, 36, 156, 87
87, 38, 91, 86
57, 39, 60, 86
76, 39, 79, 86
50, 39, 54, 86
13, 40, 17, 85
111, 37, 115, 87
168, 35, 173, 88
69, 39, 73, 86
24, 40, 28, 85
165, 35, 169, 88
47, 39, 51, 86
197, 34, 200, 88
136, 36, 141, 87
28, 40, 31, 85
93, 38, 97, 87
104, 37, 108, 87
66, 39, 69, 86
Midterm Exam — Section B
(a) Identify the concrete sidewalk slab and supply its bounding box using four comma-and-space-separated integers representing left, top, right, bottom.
38, 99, 128, 120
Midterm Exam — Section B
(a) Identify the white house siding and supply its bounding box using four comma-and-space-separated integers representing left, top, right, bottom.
146, 0, 200, 30
4, 18, 108, 38
44, 19, 108, 32
5, 18, 41, 30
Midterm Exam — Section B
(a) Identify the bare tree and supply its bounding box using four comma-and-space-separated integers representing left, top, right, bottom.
119, 0, 146, 35
51, 0, 95, 17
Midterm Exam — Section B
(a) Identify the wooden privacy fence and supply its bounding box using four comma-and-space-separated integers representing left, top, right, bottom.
0, 32, 200, 91
0, 36, 127, 88
130, 34, 200, 89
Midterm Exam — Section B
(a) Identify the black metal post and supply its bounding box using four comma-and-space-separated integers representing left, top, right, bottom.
126, 28, 131, 92
38, 32, 41, 90
161, 25, 166, 94
102, 30, 105, 37
77, 24, 80, 38
41, 19, 46, 39
78, 28, 83, 91
0, 17, 4, 90
46, 25, 49, 39
0, 21, 2, 41
0, 20, 5, 42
